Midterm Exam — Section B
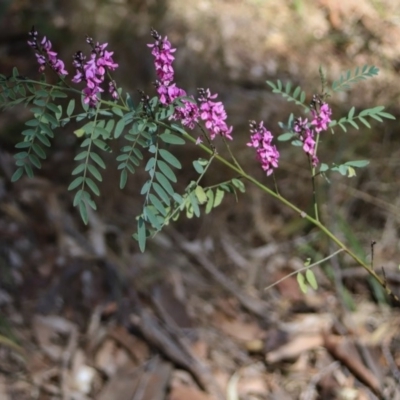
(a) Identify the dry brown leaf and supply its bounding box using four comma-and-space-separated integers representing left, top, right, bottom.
0, 376, 10, 400
271, 270, 303, 301
266, 334, 323, 363
280, 313, 333, 335
168, 386, 214, 400
94, 339, 133, 377
191, 340, 209, 360
212, 311, 265, 342
97, 366, 141, 400
32, 315, 78, 362
108, 325, 149, 363
323, 334, 382, 397
98, 358, 171, 400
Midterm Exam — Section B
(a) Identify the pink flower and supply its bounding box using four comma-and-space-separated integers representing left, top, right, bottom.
148, 30, 232, 138
311, 100, 332, 133
149, 29, 200, 129
293, 117, 319, 166
28, 27, 68, 76
72, 38, 118, 106
148, 30, 176, 84
198, 88, 233, 140
248, 121, 279, 176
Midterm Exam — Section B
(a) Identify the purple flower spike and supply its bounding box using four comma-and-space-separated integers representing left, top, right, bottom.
148, 29, 176, 85
293, 117, 319, 166
247, 121, 279, 176
28, 27, 68, 76
198, 88, 233, 140
148, 29, 200, 129
311, 100, 332, 133
72, 38, 118, 107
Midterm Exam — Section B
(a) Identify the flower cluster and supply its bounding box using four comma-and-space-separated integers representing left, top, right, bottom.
72, 37, 118, 106
148, 30, 232, 139
247, 121, 279, 176
293, 97, 332, 166
293, 117, 318, 166
198, 89, 233, 140
27, 27, 68, 76
311, 97, 332, 133
148, 29, 200, 128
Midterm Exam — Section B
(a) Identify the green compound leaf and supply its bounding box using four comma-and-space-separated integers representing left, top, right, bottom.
189, 192, 200, 217
72, 163, 85, 175
193, 160, 204, 174
332, 65, 379, 92
297, 272, 308, 294
86, 177, 100, 196
66, 99, 75, 117
144, 205, 161, 229
36, 133, 51, 147
15, 142, 31, 149
152, 182, 171, 206
266, 80, 309, 110
79, 200, 89, 225
231, 178, 245, 193
120, 169, 128, 189
114, 118, 125, 139
305, 269, 318, 290
112, 107, 124, 117
344, 160, 369, 168
141, 180, 151, 195
149, 193, 167, 216
46, 103, 60, 114
90, 152, 106, 169
73, 189, 84, 206
137, 217, 146, 252
278, 133, 295, 141
214, 188, 225, 208
31, 143, 46, 159
319, 163, 329, 172
159, 132, 185, 145
74, 151, 88, 161
11, 167, 24, 182
24, 163, 34, 178
88, 164, 102, 181
195, 185, 207, 204
68, 176, 84, 191
43, 112, 59, 127
25, 119, 39, 127
205, 190, 214, 214
157, 160, 177, 183
159, 149, 181, 169
155, 172, 175, 197
93, 138, 111, 152
28, 153, 42, 169
51, 90, 67, 98
145, 157, 156, 172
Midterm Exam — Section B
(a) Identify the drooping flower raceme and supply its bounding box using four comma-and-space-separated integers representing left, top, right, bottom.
72, 37, 119, 106
293, 117, 318, 166
28, 27, 68, 76
311, 101, 332, 133
198, 89, 233, 140
293, 98, 332, 166
148, 29, 200, 128
247, 121, 279, 176
148, 30, 232, 139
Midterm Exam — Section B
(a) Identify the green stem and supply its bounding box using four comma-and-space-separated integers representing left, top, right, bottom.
264, 249, 345, 291
176, 129, 393, 298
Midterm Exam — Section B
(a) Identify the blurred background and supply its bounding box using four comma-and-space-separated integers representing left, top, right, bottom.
1, 0, 400, 399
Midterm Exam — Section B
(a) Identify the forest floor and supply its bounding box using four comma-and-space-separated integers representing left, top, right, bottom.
1, 1, 400, 399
